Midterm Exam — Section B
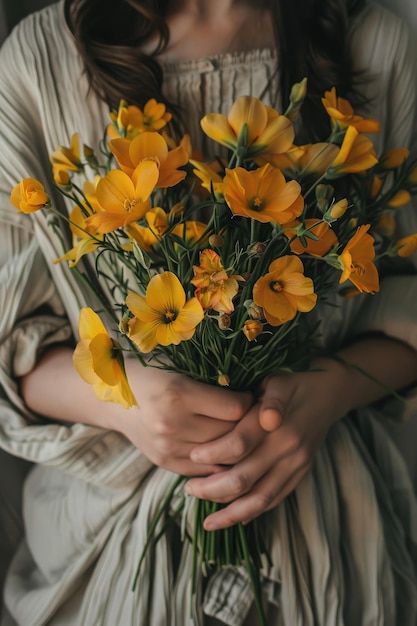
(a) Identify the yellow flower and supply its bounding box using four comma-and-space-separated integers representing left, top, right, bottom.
285, 219, 338, 256
10, 178, 50, 214
322, 87, 380, 133
223, 163, 303, 224
379, 147, 409, 170
108, 99, 172, 140
125, 207, 168, 252
50, 133, 83, 178
191, 249, 242, 313
73, 308, 137, 409
86, 162, 158, 233
393, 233, 417, 257
327, 126, 378, 176
55, 201, 104, 267
201, 96, 294, 158
253, 256, 317, 326
109, 131, 188, 188
243, 320, 263, 341
338, 225, 379, 293
291, 142, 340, 176
191, 159, 225, 199
126, 272, 204, 353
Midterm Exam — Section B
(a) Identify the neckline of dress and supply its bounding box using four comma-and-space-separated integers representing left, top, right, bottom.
160, 48, 277, 74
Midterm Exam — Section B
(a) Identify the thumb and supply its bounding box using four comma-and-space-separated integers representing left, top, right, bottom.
258, 393, 285, 432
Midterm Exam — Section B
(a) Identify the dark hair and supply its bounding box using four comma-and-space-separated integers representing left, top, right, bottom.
64, 0, 366, 140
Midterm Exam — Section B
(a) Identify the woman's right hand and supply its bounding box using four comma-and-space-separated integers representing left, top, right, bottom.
118, 361, 254, 476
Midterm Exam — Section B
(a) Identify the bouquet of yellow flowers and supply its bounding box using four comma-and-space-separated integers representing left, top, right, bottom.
11, 80, 417, 624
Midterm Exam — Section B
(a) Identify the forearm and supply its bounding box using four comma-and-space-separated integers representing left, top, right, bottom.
20, 345, 131, 431
317, 335, 417, 416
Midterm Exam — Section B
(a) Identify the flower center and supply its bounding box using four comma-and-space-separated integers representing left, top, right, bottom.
163, 309, 178, 323
142, 156, 161, 168
351, 262, 366, 276
124, 198, 138, 213
249, 195, 265, 212
270, 280, 284, 292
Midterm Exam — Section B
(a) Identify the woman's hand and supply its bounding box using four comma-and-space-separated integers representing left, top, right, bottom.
184, 357, 352, 529
118, 362, 254, 476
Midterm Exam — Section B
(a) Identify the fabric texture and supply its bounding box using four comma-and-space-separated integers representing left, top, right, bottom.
0, 1, 417, 624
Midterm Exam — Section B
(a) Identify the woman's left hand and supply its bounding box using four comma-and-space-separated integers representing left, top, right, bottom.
185, 357, 351, 530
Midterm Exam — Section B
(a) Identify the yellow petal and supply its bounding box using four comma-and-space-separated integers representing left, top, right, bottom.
72, 339, 101, 384
89, 333, 121, 386
147, 272, 186, 313
78, 307, 107, 340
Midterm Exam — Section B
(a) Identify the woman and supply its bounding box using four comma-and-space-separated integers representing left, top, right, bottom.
0, 1, 417, 624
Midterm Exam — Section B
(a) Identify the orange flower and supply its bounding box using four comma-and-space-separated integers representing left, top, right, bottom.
126, 272, 204, 353
327, 126, 378, 176
50, 133, 84, 182
109, 131, 188, 187
393, 233, 417, 257
86, 162, 158, 233
322, 88, 380, 133
243, 320, 263, 341
10, 178, 50, 214
274, 142, 339, 176
338, 225, 379, 293
379, 147, 409, 170
387, 189, 411, 209
108, 98, 172, 140
191, 249, 242, 313
253, 256, 317, 326
201, 96, 294, 158
191, 159, 225, 199
223, 163, 303, 224
285, 219, 338, 256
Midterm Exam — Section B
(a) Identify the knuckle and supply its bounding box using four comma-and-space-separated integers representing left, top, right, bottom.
224, 396, 246, 421
295, 445, 311, 468
229, 471, 251, 498
284, 430, 303, 454
151, 416, 175, 437
152, 438, 176, 464
251, 490, 275, 512
229, 432, 249, 459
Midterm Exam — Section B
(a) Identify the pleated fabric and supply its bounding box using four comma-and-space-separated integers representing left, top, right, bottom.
0, 2, 416, 624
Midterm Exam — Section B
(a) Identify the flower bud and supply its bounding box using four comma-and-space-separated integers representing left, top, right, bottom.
248, 241, 266, 257
217, 373, 230, 387
325, 198, 348, 221
217, 313, 231, 330
243, 320, 263, 341
209, 233, 224, 247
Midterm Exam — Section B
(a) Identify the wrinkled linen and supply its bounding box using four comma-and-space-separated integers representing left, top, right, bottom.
0, 2, 417, 624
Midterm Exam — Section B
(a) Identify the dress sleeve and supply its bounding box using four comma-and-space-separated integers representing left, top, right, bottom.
343, 5, 417, 419
0, 12, 147, 486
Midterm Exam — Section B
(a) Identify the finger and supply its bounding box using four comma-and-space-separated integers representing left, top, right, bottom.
259, 407, 282, 432
203, 463, 311, 530
184, 378, 254, 422
189, 404, 265, 465
258, 386, 286, 431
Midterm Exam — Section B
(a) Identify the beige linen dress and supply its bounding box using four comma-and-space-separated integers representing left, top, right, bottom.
0, 2, 417, 624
